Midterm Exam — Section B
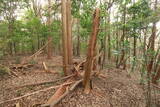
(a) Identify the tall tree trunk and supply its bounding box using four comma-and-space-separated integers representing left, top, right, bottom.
143, 29, 147, 53
117, 4, 126, 69
32, 40, 35, 54
47, 0, 52, 59
147, 0, 157, 80
102, 35, 106, 69
102, 7, 107, 69
8, 23, 13, 55
133, 34, 137, 58
66, 0, 73, 65
37, 34, 40, 50
76, 21, 80, 56
116, 30, 119, 67
107, 9, 111, 60
47, 36, 52, 58
61, 0, 73, 75
83, 9, 100, 94
13, 42, 16, 55
62, 0, 68, 75
132, 0, 137, 72
152, 54, 160, 84
146, 0, 157, 106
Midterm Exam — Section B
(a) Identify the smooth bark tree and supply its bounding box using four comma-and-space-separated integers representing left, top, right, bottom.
61, 0, 73, 75
66, 0, 73, 65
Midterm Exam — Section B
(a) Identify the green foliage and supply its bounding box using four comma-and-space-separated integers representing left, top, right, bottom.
50, 20, 61, 45
127, 0, 152, 30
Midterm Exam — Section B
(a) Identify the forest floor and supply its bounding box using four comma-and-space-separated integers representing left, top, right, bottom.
0, 55, 159, 107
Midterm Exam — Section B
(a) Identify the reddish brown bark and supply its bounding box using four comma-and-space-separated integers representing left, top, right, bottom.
83, 8, 100, 94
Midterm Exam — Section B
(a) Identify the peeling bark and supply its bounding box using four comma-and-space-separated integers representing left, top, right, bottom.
83, 8, 100, 94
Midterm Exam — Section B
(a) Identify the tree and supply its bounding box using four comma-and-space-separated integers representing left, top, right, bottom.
0, 0, 25, 55
61, 0, 73, 75
47, 0, 52, 59
83, 8, 100, 94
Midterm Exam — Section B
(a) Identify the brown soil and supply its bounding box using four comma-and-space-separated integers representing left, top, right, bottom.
0, 55, 158, 107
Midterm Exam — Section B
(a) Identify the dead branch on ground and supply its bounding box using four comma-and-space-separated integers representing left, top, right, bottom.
41, 79, 83, 107
0, 81, 74, 105
43, 62, 50, 72
10, 74, 76, 90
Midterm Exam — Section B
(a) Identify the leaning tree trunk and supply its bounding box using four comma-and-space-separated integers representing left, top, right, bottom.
83, 8, 100, 94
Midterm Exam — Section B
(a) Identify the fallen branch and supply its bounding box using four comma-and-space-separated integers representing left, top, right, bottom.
0, 81, 74, 105
43, 62, 49, 72
151, 83, 160, 90
10, 71, 19, 77
21, 40, 52, 64
11, 74, 76, 90
10, 64, 33, 70
41, 79, 83, 107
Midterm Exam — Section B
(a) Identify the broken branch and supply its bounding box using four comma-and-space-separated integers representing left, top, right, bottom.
41, 79, 83, 107
11, 74, 76, 90
0, 81, 74, 105
43, 62, 49, 72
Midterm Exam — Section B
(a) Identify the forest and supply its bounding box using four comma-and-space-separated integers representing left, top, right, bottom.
0, 0, 160, 107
